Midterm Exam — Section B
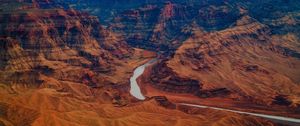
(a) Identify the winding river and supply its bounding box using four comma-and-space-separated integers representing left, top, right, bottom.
129, 59, 300, 124
130, 58, 156, 100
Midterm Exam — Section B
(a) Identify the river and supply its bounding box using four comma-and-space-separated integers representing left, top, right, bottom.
129, 58, 300, 124
130, 58, 156, 100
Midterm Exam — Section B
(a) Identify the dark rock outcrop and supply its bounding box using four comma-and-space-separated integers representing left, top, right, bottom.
153, 96, 176, 109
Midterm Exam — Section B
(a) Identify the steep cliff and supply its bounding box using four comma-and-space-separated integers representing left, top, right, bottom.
109, 1, 241, 53
0, 0, 135, 87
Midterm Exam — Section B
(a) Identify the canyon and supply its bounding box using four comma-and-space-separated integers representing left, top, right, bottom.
0, 0, 300, 126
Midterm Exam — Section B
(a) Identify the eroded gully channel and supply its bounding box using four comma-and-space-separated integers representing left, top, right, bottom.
129, 58, 300, 125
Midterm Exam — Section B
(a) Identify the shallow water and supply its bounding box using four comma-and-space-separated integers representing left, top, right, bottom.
179, 103, 300, 124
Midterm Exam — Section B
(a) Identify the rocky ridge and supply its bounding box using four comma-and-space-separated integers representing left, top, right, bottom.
160, 15, 300, 108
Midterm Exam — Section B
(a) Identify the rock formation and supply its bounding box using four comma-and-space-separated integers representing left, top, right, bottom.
160, 15, 300, 109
